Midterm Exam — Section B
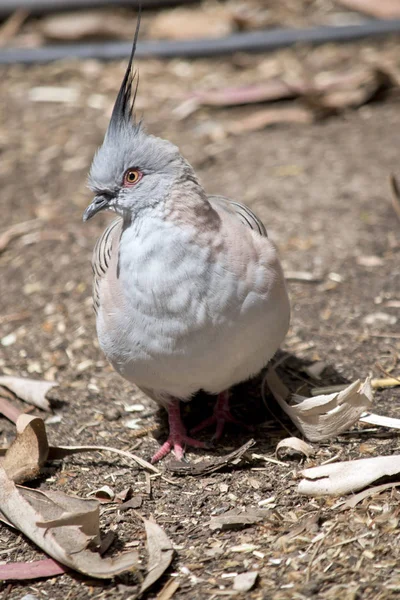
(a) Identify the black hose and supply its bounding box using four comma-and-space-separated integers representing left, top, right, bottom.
1, 19, 400, 65
0, 0, 198, 16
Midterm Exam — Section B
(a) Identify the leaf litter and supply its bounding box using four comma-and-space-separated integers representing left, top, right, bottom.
0, 411, 173, 585
0, 467, 140, 579
0, 375, 57, 412
1, 363, 399, 587
264, 367, 373, 441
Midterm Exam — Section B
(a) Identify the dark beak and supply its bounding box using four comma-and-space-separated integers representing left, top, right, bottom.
83, 195, 110, 222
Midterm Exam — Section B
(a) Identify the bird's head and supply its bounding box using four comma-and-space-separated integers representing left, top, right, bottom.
83, 14, 184, 223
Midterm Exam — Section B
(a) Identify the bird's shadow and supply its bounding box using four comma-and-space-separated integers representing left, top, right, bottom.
151, 351, 351, 459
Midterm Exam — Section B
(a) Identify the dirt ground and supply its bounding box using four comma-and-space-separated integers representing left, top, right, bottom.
1, 34, 400, 600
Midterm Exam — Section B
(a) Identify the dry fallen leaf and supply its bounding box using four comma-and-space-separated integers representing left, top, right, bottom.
0, 557, 67, 581
2, 414, 49, 483
298, 455, 400, 496
228, 107, 313, 135
119, 496, 143, 511
0, 394, 22, 424
209, 508, 269, 531
339, 482, 400, 510
88, 485, 115, 502
359, 412, 400, 429
190, 79, 303, 107
265, 368, 373, 441
0, 467, 140, 578
0, 376, 57, 411
140, 519, 175, 594
40, 10, 133, 41
336, 0, 400, 19
148, 5, 233, 40
276, 437, 314, 460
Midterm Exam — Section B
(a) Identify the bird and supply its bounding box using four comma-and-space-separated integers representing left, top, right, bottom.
83, 15, 290, 463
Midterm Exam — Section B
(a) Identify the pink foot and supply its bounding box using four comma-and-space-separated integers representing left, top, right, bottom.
191, 391, 249, 441
151, 400, 206, 463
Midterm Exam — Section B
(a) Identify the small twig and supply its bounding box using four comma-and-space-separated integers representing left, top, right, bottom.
311, 384, 348, 396
48, 445, 161, 475
306, 522, 337, 583
0, 395, 22, 424
0, 219, 42, 254
251, 453, 288, 467
0, 8, 28, 48
371, 377, 400, 389
389, 174, 400, 223
374, 362, 400, 386
131, 424, 159, 438
0, 311, 31, 325
320, 452, 342, 465
285, 271, 323, 283
339, 482, 400, 510
328, 531, 372, 549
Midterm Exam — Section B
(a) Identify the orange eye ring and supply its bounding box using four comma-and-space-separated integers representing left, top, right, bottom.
123, 168, 142, 186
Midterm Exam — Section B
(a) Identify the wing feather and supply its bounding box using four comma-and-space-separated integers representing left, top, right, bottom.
208, 195, 267, 237
92, 218, 121, 314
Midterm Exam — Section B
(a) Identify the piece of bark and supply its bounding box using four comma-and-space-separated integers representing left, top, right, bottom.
167, 439, 255, 475
209, 508, 269, 531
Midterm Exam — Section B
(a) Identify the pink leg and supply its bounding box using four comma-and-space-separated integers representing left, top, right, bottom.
191, 391, 245, 441
151, 400, 206, 463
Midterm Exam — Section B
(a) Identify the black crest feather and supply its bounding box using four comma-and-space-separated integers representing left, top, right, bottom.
108, 8, 142, 134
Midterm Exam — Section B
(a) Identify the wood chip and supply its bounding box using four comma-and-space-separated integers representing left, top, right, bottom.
156, 579, 180, 600
209, 508, 269, 531
233, 571, 258, 592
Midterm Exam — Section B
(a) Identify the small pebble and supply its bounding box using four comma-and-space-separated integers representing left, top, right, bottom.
103, 407, 121, 421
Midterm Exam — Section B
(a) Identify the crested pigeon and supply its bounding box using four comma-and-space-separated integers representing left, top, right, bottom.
83, 17, 290, 463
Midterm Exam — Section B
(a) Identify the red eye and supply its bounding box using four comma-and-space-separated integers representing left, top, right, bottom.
124, 168, 142, 186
